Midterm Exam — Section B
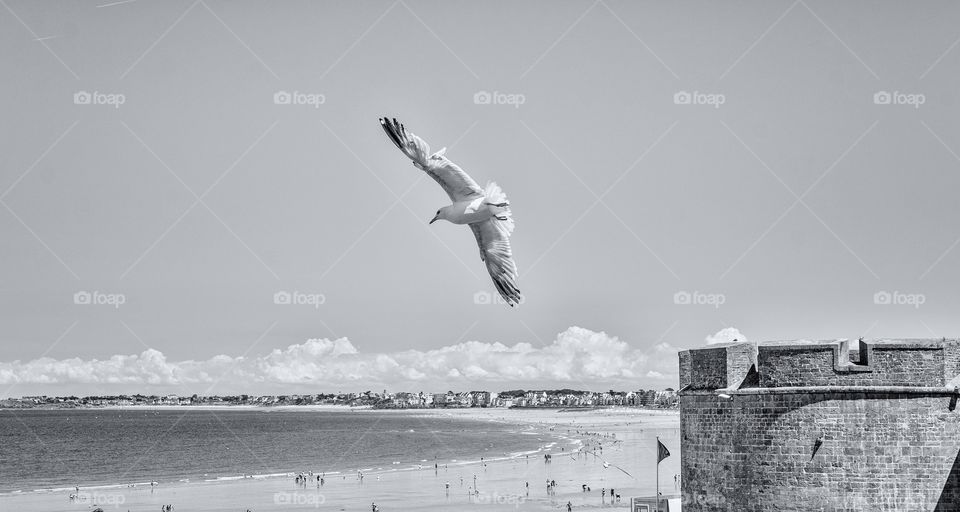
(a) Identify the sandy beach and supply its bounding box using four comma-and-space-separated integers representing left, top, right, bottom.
1, 407, 680, 511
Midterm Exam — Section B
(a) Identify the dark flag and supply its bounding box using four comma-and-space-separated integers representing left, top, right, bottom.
657, 439, 670, 464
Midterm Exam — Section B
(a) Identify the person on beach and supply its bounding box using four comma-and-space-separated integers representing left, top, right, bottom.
567, 501, 573, 511
371, 501, 378, 511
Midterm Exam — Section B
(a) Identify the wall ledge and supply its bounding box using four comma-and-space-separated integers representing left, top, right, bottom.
682, 386, 960, 397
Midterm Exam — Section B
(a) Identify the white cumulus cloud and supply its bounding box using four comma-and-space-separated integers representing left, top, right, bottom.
0, 326, 678, 393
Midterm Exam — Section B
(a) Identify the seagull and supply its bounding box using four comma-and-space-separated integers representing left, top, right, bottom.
379, 117, 522, 306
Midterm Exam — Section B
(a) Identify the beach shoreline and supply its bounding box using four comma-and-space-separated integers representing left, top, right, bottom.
1, 407, 680, 511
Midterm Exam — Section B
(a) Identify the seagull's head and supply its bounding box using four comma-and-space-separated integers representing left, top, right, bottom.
429, 207, 447, 225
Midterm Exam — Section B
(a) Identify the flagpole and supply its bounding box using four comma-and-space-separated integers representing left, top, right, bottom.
655, 436, 660, 511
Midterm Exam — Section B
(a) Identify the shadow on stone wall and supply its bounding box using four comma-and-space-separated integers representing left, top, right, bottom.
935, 449, 960, 511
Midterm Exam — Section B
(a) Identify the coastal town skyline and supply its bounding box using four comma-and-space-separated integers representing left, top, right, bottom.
2, 387, 680, 409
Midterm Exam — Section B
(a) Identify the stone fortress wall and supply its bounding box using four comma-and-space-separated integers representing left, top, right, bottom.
679, 338, 960, 511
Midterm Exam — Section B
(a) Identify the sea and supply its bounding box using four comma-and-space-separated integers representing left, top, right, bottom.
0, 408, 556, 495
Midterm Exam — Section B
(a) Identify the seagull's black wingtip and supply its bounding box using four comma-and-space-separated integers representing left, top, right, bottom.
380, 116, 404, 150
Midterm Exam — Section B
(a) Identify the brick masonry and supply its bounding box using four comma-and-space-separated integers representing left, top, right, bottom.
679, 339, 960, 511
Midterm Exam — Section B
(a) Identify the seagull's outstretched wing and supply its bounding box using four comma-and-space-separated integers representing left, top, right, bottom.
380, 117, 483, 202
470, 219, 521, 307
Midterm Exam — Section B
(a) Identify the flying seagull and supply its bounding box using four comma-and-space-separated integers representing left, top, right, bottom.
379, 117, 522, 306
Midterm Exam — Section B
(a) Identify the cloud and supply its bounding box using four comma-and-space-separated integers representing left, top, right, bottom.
705, 327, 748, 345
0, 327, 675, 393
653, 341, 679, 353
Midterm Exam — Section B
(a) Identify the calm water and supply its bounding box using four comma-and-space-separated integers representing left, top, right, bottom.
0, 408, 551, 494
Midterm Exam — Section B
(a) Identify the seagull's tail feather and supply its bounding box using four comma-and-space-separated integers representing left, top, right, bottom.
484, 181, 514, 235
379, 117, 430, 167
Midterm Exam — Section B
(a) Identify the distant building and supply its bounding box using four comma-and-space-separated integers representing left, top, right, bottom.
469, 391, 491, 407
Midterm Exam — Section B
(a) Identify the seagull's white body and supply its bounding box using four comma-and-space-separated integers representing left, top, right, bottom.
442, 196, 508, 225
380, 117, 521, 307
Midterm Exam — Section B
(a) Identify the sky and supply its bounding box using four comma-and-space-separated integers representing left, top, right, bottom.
2, 0, 960, 396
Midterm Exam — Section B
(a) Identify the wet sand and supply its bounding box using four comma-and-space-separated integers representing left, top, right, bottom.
1, 407, 680, 511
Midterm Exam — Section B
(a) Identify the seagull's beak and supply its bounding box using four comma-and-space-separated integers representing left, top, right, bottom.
429, 214, 440, 225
